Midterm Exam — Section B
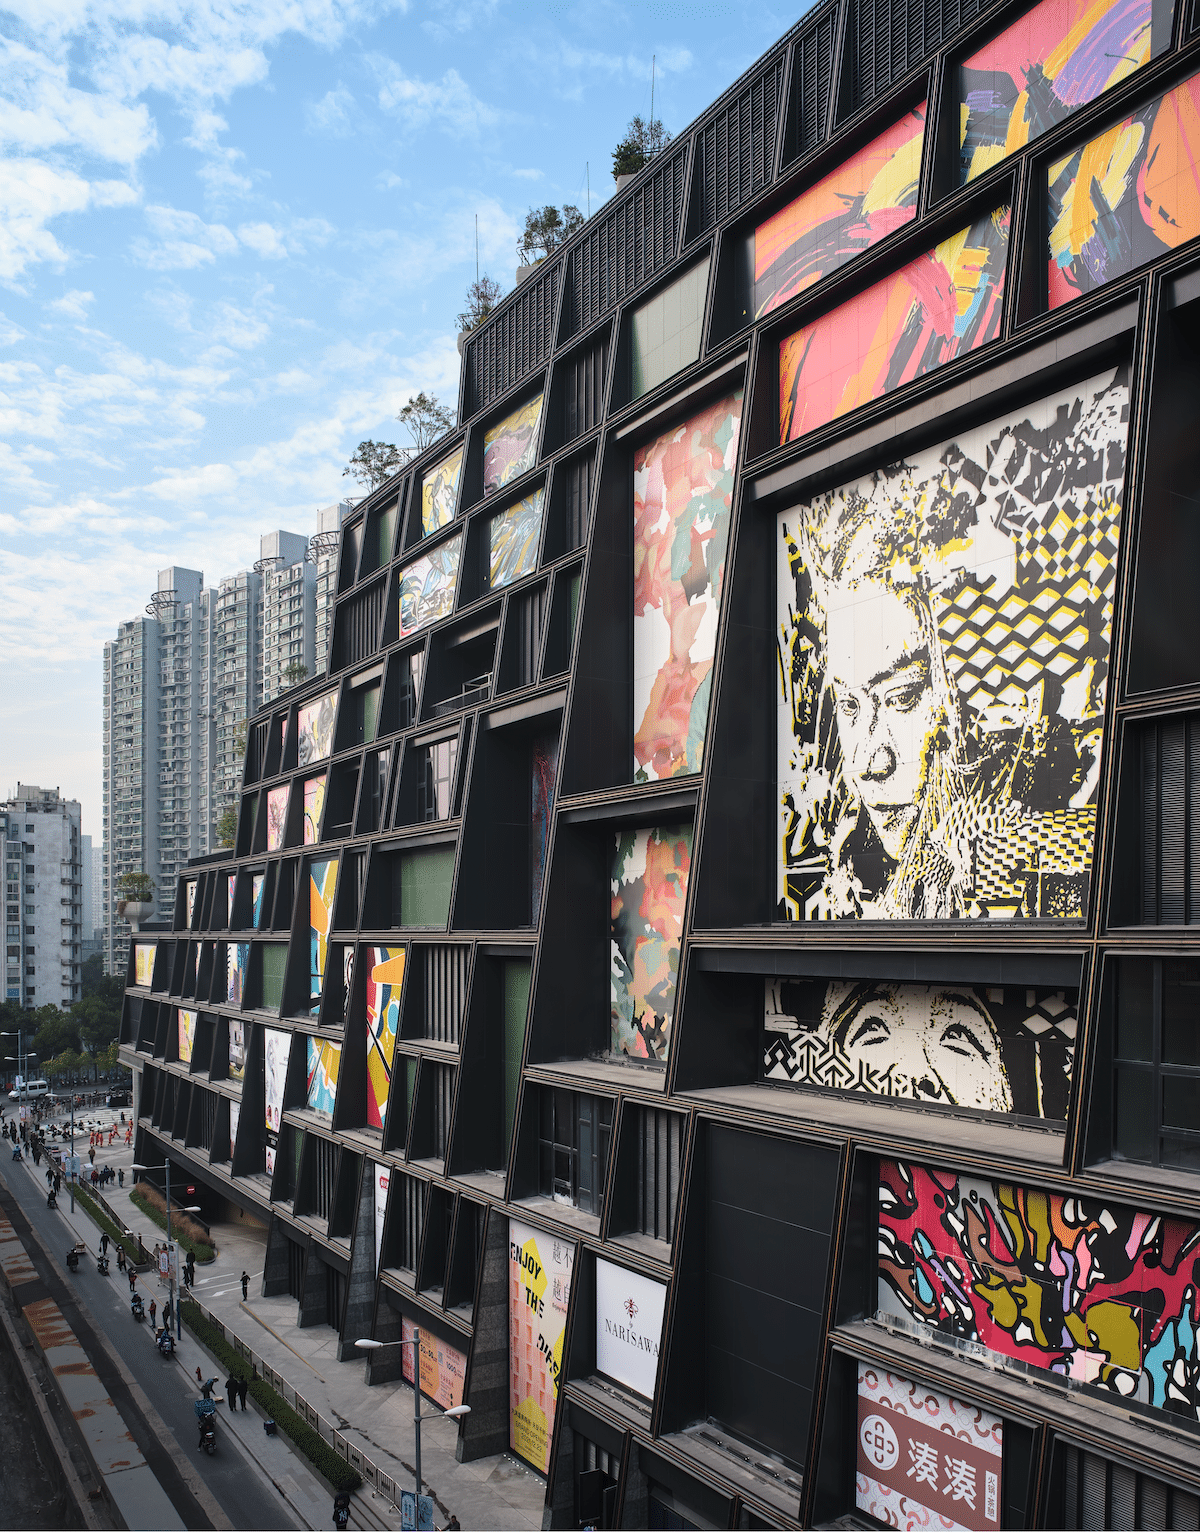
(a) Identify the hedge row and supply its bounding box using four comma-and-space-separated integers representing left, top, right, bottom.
70, 1181, 142, 1264
179, 1300, 362, 1493
129, 1190, 215, 1262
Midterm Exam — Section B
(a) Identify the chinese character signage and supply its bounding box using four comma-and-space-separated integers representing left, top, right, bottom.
595, 1258, 666, 1399
856, 1363, 1001, 1531
400, 1316, 467, 1410
508, 1219, 572, 1474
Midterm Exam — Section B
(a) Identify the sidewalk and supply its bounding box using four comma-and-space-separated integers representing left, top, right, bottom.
24, 1103, 545, 1532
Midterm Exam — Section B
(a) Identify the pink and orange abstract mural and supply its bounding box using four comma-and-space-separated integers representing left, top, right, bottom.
633, 391, 743, 781
754, 105, 926, 319
309, 858, 338, 1016
365, 945, 404, 1130
266, 785, 288, 851
779, 207, 1010, 443
959, 0, 1174, 185
1048, 69, 1200, 309
609, 824, 692, 1061
303, 774, 326, 846
878, 1160, 1200, 1420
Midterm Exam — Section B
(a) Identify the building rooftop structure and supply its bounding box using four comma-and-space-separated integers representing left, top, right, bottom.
119, 1, 1200, 1525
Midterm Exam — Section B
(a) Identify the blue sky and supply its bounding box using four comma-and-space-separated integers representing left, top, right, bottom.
0, 0, 804, 839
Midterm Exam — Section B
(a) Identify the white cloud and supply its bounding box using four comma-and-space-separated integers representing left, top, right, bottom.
306, 85, 356, 136
0, 160, 137, 282
512, 167, 544, 181
373, 59, 499, 136
49, 289, 94, 320
208, 300, 270, 351
134, 205, 239, 269
237, 221, 288, 260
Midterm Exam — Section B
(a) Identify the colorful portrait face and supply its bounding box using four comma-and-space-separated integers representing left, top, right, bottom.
610, 824, 692, 1061
297, 689, 337, 766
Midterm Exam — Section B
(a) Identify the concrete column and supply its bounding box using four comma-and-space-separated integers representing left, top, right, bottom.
364, 1295, 406, 1385
456, 1206, 509, 1463
262, 1214, 290, 1297
336, 1161, 376, 1362
296, 1238, 326, 1328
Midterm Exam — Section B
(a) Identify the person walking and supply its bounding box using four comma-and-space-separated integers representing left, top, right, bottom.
100, 1233, 109, 1256
225, 1375, 237, 1410
87, 1144, 95, 1166
148, 1298, 157, 1328
118, 1168, 124, 1187
116, 1246, 125, 1274
162, 1297, 172, 1331
240, 1270, 249, 1300
128, 1268, 137, 1296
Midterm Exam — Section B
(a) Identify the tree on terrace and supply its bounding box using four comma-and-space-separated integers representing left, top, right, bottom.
397, 393, 454, 456
343, 440, 404, 489
457, 274, 503, 333
612, 114, 672, 178
517, 205, 583, 264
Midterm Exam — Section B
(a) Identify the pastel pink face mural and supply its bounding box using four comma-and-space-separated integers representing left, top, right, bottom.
609, 824, 692, 1061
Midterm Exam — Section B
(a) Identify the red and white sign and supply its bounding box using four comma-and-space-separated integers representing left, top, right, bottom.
856, 1363, 1002, 1532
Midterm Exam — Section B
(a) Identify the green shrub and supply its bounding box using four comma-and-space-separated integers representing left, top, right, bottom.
129, 1189, 215, 1262
180, 1301, 362, 1493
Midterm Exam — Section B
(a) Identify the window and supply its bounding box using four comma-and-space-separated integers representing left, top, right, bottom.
395, 1173, 425, 1272
628, 260, 710, 401
634, 1106, 683, 1242
1113, 957, 1200, 1170
261, 944, 288, 1011
417, 739, 457, 821
1053, 1439, 1200, 1530
538, 1089, 613, 1217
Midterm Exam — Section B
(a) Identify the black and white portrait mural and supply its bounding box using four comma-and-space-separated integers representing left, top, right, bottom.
764, 977, 1076, 1119
777, 369, 1129, 920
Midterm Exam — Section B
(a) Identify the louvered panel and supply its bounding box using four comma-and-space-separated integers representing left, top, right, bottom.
692, 57, 783, 233
852, 0, 985, 109
1142, 724, 1160, 923
423, 944, 469, 1044
465, 262, 559, 417
562, 454, 594, 551
1189, 725, 1200, 922
787, 6, 837, 164
513, 586, 546, 687
1161, 720, 1187, 923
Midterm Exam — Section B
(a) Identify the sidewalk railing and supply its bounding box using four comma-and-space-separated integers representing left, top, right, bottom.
183, 1295, 401, 1507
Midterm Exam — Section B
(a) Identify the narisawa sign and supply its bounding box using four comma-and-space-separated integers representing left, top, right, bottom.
595, 1258, 667, 1399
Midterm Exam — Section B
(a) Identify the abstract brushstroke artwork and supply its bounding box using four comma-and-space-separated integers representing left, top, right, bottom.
229, 1101, 240, 1160
959, 0, 1175, 185
633, 391, 743, 780
228, 942, 248, 1006
264, 1026, 292, 1173
310, 858, 339, 1016
134, 944, 154, 987
531, 732, 559, 924
755, 105, 927, 319
297, 689, 337, 766
267, 785, 289, 851
422, 444, 464, 536
488, 488, 544, 589
777, 368, 1129, 920
779, 207, 1010, 443
610, 824, 692, 1061
228, 1021, 246, 1082
484, 394, 543, 497
306, 1036, 340, 1118
366, 946, 404, 1130
227, 873, 236, 926
185, 881, 197, 927
252, 872, 265, 929
1048, 70, 1200, 309
177, 1008, 197, 1065
764, 978, 1076, 1119
398, 534, 462, 638
303, 774, 326, 846
878, 1160, 1200, 1422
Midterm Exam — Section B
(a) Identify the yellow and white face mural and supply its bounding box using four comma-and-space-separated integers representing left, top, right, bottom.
777, 369, 1129, 921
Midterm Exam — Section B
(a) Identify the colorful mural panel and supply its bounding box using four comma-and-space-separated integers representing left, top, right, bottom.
633, 391, 743, 780
509, 1220, 572, 1474
228, 942, 248, 1006
134, 944, 154, 987
488, 488, 544, 589
310, 858, 339, 1015
366, 946, 405, 1130
266, 785, 289, 851
229, 1100, 240, 1160
303, 774, 326, 846
227, 873, 236, 926
177, 1008, 197, 1065
755, 105, 926, 319
610, 825, 692, 1061
185, 881, 197, 927
777, 368, 1129, 921
401, 1316, 467, 1409
779, 207, 1010, 443
764, 979, 1076, 1118
228, 1021, 246, 1083
531, 732, 559, 924
398, 534, 462, 638
484, 394, 543, 496
422, 444, 464, 536
856, 1363, 1003, 1532
252, 872, 265, 929
264, 1026, 292, 1174
306, 1036, 340, 1117
878, 1160, 1200, 1421
959, 0, 1174, 186
297, 689, 337, 767
1048, 70, 1200, 310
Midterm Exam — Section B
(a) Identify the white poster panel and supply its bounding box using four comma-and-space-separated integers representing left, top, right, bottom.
374, 1162, 389, 1275
595, 1258, 667, 1398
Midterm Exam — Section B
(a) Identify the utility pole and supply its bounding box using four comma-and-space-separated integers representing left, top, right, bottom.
586, 162, 590, 218
651, 54, 656, 128
475, 214, 479, 283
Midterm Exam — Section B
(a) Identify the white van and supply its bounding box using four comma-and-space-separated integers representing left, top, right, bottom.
8, 1079, 50, 1102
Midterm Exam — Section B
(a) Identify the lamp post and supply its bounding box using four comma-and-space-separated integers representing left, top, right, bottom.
355, 1334, 470, 1518
132, 1160, 200, 1339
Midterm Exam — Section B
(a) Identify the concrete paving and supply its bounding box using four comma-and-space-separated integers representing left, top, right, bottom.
16, 1102, 547, 1532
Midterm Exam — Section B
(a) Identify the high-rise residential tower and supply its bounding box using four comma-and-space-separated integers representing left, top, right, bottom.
259, 530, 313, 708
3, 785, 82, 1010
312, 501, 351, 678
102, 613, 160, 973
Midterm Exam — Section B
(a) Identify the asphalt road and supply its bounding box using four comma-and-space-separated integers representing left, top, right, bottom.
0, 1157, 301, 1532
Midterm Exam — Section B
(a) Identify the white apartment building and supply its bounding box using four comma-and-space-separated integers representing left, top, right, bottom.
201, 566, 263, 854
313, 501, 352, 678
152, 568, 206, 903
3, 785, 83, 1010
260, 530, 313, 708
102, 615, 160, 974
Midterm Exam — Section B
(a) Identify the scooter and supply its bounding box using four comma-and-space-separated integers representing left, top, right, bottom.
195, 1398, 217, 1456
157, 1328, 175, 1356
96, 1251, 110, 1276
131, 1292, 144, 1321
65, 1246, 80, 1272
46, 1189, 57, 1210
333, 1492, 351, 1529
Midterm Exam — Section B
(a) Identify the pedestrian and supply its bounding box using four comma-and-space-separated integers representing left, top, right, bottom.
239, 1375, 248, 1411
128, 1269, 137, 1295
118, 1168, 124, 1188
447, 1517, 461, 1530
162, 1298, 171, 1330
100, 1233, 109, 1256
116, 1246, 125, 1274
88, 1145, 95, 1165
149, 1298, 156, 1327
226, 1374, 237, 1408
46, 1167, 54, 1189
240, 1270, 249, 1300
196, 1366, 203, 1385
200, 1376, 215, 1401
53, 1173, 61, 1195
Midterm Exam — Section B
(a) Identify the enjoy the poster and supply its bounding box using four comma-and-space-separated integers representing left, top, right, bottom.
509, 1219, 572, 1473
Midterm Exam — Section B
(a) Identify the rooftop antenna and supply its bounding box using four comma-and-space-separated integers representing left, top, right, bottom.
475, 214, 479, 283
651, 54, 656, 130
586, 161, 590, 218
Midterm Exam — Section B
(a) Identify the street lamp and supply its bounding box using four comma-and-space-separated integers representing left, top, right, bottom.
132, 1160, 201, 1339
355, 1333, 470, 1515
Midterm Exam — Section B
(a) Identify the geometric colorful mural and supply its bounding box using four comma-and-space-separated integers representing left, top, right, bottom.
633, 391, 743, 781
398, 533, 463, 639
764, 979, 1076, 1119
228, 942, 248, 1006
303, 774, 326, 846
310, 858, 338, 1017
755, 105, 926, 319
177, 1007, 197, 1065
422, 443, 464, 536
488, 488, 544, 589
264, 1026, 292, 1175
297, 689, 337, 767
779, 206, 1010, 443
134, 944, 154, 987
306, 1035, 340, 1118
252, 871, 266, 929
959, 0, 1174, 186
777, 368, 1130, 920
1048, 69, 1200, 310
227, 873, 236, 926
610, 824, 692, 1061
484, 394, 543, 497
366, 946, 405, 1131
266, 785, 289, 851
878, 1160, 1200, 1421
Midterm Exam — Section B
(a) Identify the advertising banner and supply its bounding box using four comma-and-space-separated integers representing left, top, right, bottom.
177, 1008, 197, 1065
374, 1163, 389, 1275
264, 1027, 291, 1175
595, 1258, 667, 1399
229, 1102, 240, 1162
856, 1363, 1002, 1532
228, 1022, 246, 1083
400, 1316, 467, 1409
508, 1219, 572, 1473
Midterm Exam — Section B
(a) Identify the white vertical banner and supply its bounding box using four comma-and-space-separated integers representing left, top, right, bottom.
374, 1163, 389, 1275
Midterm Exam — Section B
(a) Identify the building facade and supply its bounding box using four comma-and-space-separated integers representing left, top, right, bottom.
4, 786, 82, 1010
103, 615, 160, 974
312, 501, 352, 686
260, 530, 315, 709
203, 566, 264, 856
119, 2, 1200, 1527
